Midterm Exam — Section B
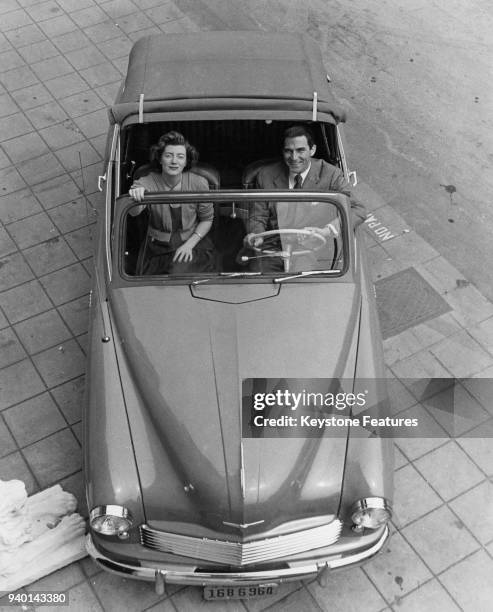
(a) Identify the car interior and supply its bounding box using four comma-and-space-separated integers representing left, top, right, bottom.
120, 120, 339, 191
118, 120, 343, 276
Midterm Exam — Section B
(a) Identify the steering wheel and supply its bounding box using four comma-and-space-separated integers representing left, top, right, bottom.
245, 229, 327, 272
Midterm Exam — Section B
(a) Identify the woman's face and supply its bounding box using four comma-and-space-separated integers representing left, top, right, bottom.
160, 144, 187, 177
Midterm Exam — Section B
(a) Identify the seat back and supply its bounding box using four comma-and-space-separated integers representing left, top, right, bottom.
234, 157, 279, 222
191, 162, 220, 189
132, 162, 220, 190
242, 158, 278, 189
132, 163, 152, 181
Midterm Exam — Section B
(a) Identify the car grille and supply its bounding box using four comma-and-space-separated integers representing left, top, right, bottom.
140, 520, 342, 565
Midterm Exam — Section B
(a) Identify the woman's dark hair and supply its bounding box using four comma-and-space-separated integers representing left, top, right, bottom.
149, 131, 199, 171
283, 125, 315, 149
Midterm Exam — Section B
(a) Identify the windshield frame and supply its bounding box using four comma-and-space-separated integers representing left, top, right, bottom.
112, 191, 353, 287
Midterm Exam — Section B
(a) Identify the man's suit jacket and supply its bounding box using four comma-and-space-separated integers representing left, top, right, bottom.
249, 158, 366, 234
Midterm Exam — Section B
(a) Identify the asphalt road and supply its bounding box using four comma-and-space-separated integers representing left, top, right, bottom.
177, 0, 493, 299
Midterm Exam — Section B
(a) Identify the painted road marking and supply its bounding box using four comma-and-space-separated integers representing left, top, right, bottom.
364, 213, 396, 242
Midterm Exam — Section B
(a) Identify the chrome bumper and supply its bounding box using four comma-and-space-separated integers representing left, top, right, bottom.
86, 526, 389, 587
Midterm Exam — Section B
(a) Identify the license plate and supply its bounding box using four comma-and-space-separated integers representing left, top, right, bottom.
203, 584, 279, 600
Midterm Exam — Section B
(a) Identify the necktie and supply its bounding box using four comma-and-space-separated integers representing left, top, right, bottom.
293, 174, 303, 189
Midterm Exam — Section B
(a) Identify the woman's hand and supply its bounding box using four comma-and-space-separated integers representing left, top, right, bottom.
129, 187, 146, 202
173, 242, 194, 263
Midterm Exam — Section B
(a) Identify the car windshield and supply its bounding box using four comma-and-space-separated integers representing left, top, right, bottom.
121, 195, 347, 282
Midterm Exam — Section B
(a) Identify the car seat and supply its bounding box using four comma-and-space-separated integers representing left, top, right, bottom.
241, 158, 278, 189
132, 162, 220, 190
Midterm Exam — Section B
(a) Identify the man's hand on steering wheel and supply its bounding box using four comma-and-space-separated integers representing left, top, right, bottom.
297, 227, 325, 247
244, 233, 264, 248
245, 229, 326, 255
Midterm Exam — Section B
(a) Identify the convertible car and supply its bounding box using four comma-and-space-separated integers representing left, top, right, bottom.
84, 31, 393, 600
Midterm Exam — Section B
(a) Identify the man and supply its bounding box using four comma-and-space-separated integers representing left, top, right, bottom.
243, 125, 366, 271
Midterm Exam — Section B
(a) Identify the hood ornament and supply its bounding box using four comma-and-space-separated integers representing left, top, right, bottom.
223, 519, 265, 531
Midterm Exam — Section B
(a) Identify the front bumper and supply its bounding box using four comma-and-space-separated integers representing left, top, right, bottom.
86, 526, 389, 586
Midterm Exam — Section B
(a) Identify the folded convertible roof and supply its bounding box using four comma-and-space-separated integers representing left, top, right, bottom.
110, 31, 346, 125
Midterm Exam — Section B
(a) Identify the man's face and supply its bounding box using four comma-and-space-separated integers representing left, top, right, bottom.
282, 135, 316, 174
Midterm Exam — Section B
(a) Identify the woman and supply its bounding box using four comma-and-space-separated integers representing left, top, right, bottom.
129, 131, 214, 275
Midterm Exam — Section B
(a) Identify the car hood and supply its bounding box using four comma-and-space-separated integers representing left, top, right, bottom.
109, 282, 360, 536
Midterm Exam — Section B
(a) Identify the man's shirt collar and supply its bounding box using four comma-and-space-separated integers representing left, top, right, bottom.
288, 162, 311, 188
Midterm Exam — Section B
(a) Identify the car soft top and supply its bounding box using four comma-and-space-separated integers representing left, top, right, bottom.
110, 31, 346, 125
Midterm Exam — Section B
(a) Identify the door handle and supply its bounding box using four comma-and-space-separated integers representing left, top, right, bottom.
98, 174, 107, 192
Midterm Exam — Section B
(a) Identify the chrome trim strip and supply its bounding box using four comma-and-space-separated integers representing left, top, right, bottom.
350, 497, 392, 527
140, 520, 342, 565
138, 94, 144, 123
223, 520, 265, 530
86, 526, 389, 586
104, 123, 119, 281
240, 441, 245, 500
350, 497, 392, 514
90, 505, 133, 523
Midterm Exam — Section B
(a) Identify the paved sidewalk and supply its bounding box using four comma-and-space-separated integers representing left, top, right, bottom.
0, 1, 492, 611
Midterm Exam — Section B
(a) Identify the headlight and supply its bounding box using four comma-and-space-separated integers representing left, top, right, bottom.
350, 497, 391, 530
90, 505, 133, 536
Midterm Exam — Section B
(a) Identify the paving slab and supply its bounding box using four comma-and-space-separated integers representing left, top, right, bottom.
400, 504, 480, 574
439, 550, 493, 612
393, 579, 460, 612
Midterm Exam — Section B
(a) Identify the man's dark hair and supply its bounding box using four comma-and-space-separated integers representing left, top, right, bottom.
150, 131, 199, 171
283, 125, 315, 148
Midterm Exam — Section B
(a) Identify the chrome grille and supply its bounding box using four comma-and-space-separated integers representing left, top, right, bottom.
140, 520, 342, 565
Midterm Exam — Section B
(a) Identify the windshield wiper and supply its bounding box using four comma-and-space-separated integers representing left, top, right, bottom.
273, 270, 341, 283
220, 272, 262, 277
191, 271, 262, 285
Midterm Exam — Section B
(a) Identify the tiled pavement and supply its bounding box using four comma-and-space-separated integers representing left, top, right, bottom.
0, 1, 492, 611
